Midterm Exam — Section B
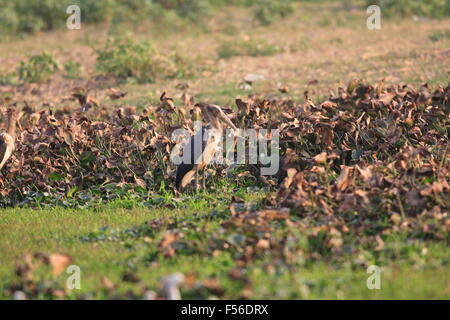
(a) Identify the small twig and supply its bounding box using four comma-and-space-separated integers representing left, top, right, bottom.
437, 144, 449, 179
396, 191, 406, 219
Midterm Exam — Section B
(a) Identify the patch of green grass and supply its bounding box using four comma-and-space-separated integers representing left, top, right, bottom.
248, 261, 450, 299
0, 69, 18, 85
217, 39, 283, 59
94, 36, 205, 83
63, 61, 83, 79
0, 190, 266, 298
429, 30, 450, 42
368, 0, 450, 18
193, 81, 266, 106
290, 38, 311, 53
18, 52, 59, 83
253, 0, 295, 26
169, 53, 212, 80
1, 184, 449, 299
95, 36, 177, 83
1, 133, 449, 298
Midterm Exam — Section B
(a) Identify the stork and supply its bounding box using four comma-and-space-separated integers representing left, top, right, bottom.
0, 107, 17, 171
176, 103, 237, 192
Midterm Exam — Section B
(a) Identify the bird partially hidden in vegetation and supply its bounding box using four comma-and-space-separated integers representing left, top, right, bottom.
176, 103, 237, 192
0, 107, 18, 171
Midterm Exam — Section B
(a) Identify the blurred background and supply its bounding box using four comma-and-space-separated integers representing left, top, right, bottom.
1, 0, 449, 36
0, 0, 449, 107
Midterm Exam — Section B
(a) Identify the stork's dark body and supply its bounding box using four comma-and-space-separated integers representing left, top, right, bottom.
175, 125, 209, 191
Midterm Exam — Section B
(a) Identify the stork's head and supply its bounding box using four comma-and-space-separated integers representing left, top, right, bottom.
195, 103, 237, 131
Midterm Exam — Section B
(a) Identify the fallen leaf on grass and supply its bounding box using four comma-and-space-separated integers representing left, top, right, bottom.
48, 254, 72, 276
101, 276, 117, 291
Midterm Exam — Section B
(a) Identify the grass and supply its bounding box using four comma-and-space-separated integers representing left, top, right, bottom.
63, 61, 83, 79
0, 208, 152, 296
0, 190, 262, 298
368, 0, 450, 19
217, 39, 283, 59
1, 190, 449, 299
429, 30, 450, 42
18, 52, 59, 83
95, 36, 179, 83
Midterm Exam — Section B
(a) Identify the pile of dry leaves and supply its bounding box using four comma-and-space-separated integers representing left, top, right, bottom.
0, 81, 448, 214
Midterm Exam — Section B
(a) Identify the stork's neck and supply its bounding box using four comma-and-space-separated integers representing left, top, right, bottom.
210, 117, 223, 130
205, 113, 222, 131
6, 111, 17, 137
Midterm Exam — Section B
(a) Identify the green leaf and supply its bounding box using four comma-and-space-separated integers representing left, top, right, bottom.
67, 186, 78, 198
48, 172, 63, 182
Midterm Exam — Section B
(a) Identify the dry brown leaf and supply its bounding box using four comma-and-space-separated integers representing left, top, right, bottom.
313, 152, 327, 164
256, 239, 270, 249
374, 235, 385, 251
258, 209, 290, 220
134, 176, 147, 189
336, 166, 353, 191
101, 276, 116, 291
49, 254, 72, 276
159, 233, 177, 249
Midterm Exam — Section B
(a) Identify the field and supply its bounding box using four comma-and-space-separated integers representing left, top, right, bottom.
0, 1, 449, 299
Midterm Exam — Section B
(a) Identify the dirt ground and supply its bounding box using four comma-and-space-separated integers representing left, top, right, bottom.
1, 3, 449, 109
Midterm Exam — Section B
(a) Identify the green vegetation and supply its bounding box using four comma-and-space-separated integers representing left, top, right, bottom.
1, 189, 449, 299
1, 39, 202, 84
0, 0, 290, 37
18, 52, 59, 83
95, 37, 176, 83
429, 30, 450, 42
369, 0, 450, 18
63, 61, 83, 79
0, 69, 18, 86
217, 39, 283, 59
0, 0, 157, 36
253, 0, 294, 26
2, 0, 448, 39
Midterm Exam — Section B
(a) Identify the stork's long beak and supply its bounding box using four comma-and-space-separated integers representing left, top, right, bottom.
217, 109, 238, 131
